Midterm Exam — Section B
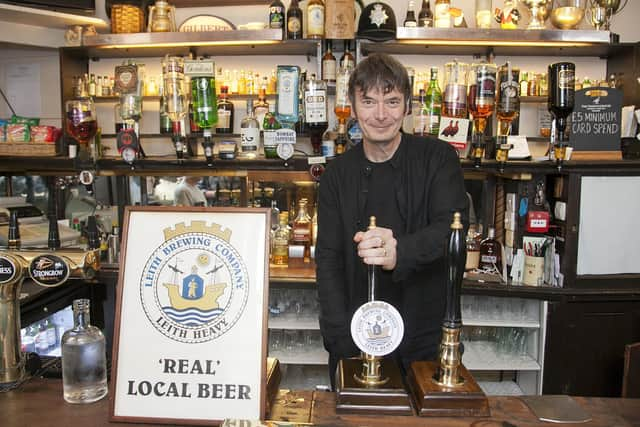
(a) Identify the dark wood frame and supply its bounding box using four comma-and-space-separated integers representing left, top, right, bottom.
109, 205, 271, 425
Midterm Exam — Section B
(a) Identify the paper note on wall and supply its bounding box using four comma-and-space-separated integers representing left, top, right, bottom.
6, 63, 41, 117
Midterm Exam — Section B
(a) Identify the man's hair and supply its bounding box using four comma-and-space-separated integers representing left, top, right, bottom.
348, 53, 411, 113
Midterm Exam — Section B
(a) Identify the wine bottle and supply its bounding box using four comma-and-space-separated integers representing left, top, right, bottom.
418, 0, 433, 27
287, 0, 303, 39
404, 0, 418, 27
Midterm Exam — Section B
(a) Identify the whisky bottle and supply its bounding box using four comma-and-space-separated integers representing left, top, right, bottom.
425, 66, 442, 135
304, 74, 328, 154
272, 212, 290, 266
306, 0, 325, 39
292, 199, 312, 263
216, 86, 234, 134
479, 227, 502, 273
339, 40, 355, 71
287, 0, 303, 39
322, 40, 337, 84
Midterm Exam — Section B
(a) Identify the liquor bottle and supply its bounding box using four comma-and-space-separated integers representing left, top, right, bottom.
443, 60, 469, 118
304, 74, 328, 154
322, 40, 337, 84
404, 0, 418, 27
114, 103, 125, 134
189, 102, 201, 133
61, 299, 108, 403
334, 65, 351, 125
216, 86, 234, 134
468, 62, 496, 165
335, 122, 349, 155
519, 71, 529, 98
425, 66, 442, 135
263, 103, 281, 159
246, 70, 255, 95
240, 99, 260, 157
254, 87, 270, 131
413, 88, 428, 135
292, 199, 312, 263
339, 40, 355, 71
465, 225, 481, 271
272, 212, 290, 266
434, 0, 451, 28
418, 0, 433, 27
268, 69, 277, 94
276, 65, 300, 127
306, 0, 325, 39
496, 62, 520, 166
548, 62, 575, 148
269, 0, 286, 36
88, 73, 96, 97
287, 0, 303, 39
191, 76, 217, 132
96, 76, 103, 98
479, 227, 502, 273
46, 319, 58, 350
238, 69, 247, 95
296, 69, 307, 135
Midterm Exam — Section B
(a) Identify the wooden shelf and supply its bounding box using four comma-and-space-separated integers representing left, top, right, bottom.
0, 3, 108, 30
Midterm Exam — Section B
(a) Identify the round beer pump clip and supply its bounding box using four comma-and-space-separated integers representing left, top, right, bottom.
78, 170, 94, 195
351, 300, 404, 357
276, 143, 294, 162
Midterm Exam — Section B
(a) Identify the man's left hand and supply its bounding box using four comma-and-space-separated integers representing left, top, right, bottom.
354, 227, 396, 270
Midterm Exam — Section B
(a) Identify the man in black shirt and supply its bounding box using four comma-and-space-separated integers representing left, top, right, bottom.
315, 53, 468, 388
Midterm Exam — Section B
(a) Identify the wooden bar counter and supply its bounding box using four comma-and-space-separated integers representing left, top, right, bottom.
1, 378, 639, 427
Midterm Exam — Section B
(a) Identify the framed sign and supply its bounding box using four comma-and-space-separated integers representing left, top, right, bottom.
110, 206, 270, 425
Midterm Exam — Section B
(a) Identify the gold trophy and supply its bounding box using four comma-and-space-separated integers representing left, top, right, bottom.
523, 0, 552, 29
335, 217, 412, 415
407, 212, 490, 417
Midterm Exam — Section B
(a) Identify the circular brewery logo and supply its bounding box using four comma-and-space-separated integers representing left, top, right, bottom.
0, 255, 18, 284
351, 300, 404, 357
140, 222, 250, 344
28, 254, 70, 287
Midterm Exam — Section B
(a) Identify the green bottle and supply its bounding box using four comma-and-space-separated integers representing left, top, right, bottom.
263, 103, 281, 159
191, 76, 218, 133
425, 66, 442, 136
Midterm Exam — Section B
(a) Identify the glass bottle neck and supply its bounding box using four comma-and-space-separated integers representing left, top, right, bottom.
73, 301, 91, 329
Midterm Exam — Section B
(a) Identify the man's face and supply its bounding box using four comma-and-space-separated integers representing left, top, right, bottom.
352, 86, 406, 147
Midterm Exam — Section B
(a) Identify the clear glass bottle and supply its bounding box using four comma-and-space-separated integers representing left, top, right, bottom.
434, 0, 451, 28
272, 211, 290, 266
276, 65, 301, 127
413, 88, 428, 135
443, 60, 469, 118
240, 99, 260, 157
465, 224, 480, 270
334, 65, 352, 125
61, 299, 108, 404
293, 199, 312, 263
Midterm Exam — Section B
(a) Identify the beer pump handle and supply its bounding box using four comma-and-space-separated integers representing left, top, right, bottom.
443, 212, 466, 330
367, 216, 377, 302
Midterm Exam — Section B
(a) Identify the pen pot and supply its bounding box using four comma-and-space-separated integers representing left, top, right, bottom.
523, 255, 544, 286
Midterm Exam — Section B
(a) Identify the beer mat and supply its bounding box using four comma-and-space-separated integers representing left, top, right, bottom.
520, 395, 592, 423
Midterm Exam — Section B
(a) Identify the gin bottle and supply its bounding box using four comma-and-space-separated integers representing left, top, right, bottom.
240, 99, 260, 157
61, 299, 108, 404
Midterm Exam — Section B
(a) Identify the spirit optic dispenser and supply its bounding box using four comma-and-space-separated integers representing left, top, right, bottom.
468, 62, 497, 167
548, 62, 575, 170
162, 55, 188, 161
185, 58, 218, 165
114, 61, 145, 165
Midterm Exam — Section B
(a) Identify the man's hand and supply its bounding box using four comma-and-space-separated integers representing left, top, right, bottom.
354, 227, 397, 270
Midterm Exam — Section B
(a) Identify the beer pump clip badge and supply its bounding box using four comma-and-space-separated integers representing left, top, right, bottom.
117, 128, 139, 164
351, 300, 404, 357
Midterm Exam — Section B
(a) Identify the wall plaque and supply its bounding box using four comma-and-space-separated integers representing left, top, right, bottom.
110, 206, 270, 425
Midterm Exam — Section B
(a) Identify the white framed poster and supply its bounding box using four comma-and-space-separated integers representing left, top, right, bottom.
110, 206, 270, 425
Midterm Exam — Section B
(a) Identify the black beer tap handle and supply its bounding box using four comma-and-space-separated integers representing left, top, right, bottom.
443, 212, 466, 330
8, 210, 20, 249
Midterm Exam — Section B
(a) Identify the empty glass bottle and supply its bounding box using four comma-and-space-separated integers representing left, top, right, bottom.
61, 299, 108, 404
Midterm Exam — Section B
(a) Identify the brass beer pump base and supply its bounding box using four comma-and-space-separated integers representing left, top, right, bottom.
336, 357, 414, 415
407, 361, 490, 417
